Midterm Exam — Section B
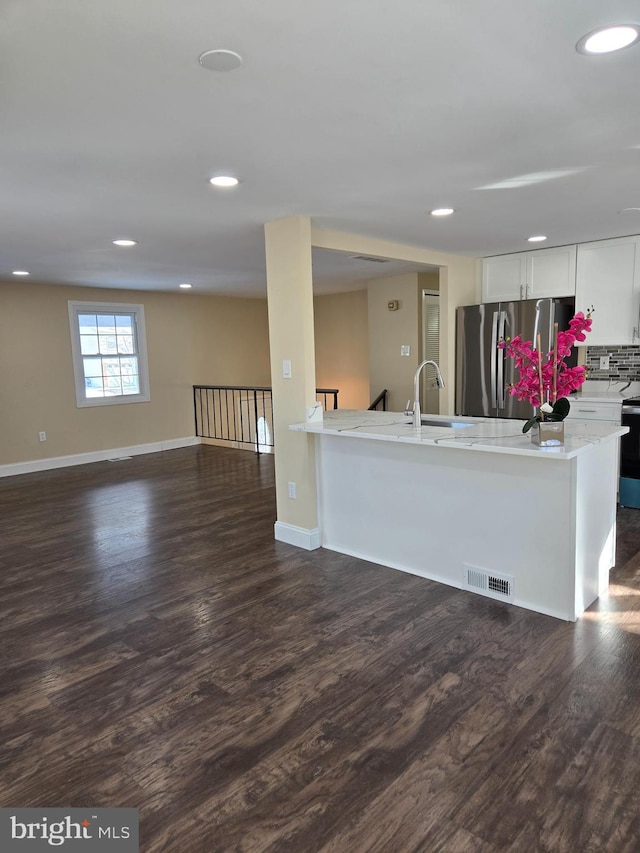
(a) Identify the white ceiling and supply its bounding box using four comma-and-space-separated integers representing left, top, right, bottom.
2, 0, 640, 296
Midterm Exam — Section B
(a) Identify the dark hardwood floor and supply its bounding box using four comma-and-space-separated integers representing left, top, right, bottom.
2, 445, 640, 852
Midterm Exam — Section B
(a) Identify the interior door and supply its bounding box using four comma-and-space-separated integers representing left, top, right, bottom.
421, 290, 440, 414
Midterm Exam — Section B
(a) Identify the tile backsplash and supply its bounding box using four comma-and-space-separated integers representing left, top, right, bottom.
586, 346, 640, 381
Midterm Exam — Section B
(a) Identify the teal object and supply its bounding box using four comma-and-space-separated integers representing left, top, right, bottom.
619, 477, 640, 509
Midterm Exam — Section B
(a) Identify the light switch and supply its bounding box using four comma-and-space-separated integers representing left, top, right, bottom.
400, 345, 411, 357
282, 359, 292, 379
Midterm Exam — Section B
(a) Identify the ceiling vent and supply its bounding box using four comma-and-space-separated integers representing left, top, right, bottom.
463, 564, 514, 603
349, 255, 390, 263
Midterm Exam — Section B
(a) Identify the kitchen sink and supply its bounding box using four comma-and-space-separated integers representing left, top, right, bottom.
419, 418, 474, 429
402, 415, 476, 428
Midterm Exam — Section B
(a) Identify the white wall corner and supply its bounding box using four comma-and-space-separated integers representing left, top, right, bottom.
274, 521, 322, 550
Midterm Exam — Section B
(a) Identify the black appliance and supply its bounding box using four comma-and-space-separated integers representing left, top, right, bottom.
620, 398, 640, 508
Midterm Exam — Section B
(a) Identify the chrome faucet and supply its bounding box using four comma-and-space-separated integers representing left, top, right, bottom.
413, 360, 445, 427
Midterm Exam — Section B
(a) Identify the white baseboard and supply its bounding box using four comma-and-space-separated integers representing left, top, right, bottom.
0, 436, 201, 478
322, 540, 575, 622
274, 521, 322, 550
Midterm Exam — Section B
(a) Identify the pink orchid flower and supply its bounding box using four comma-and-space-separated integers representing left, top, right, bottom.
498, 310, 592, 408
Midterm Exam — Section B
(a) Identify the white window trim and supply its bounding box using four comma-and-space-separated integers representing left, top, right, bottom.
68, 300, 151, 408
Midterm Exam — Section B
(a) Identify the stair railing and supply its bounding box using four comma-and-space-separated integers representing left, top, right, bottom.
193, 385, 339, 454
368, 389, 388, 411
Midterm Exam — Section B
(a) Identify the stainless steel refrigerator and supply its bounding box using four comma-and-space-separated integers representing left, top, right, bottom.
455, 298, 575, 419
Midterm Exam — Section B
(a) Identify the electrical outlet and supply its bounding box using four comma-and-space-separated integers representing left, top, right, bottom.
287, 481, 296, 499
38, 431, 47, 442
400, 345, 411, 356
599, 355, 610, 370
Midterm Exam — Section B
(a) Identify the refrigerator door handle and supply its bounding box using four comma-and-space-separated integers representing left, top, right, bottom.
497, 310, 507, 408
490, 310, 499, 409
533, 300, 542, 350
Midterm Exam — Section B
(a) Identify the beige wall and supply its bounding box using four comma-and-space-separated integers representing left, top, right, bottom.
316, 283, 450, 413
0, 281, 270, 466
311, 227, 477, 415
367, 274, 421, 413
265, 216, 319, 533
419, 272, 440, 292
313, 290, 370, 410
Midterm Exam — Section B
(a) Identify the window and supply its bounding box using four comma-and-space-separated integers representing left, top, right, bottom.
68, 301, 150, 407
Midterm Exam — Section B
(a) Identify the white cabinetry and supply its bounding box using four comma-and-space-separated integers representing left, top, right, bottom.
567, 401, 622, 427
575, 237, 640, 346
482, 253, 526, 302
526, 245, 577, 299
566, 400, 622, 494
482, 245, 576, 302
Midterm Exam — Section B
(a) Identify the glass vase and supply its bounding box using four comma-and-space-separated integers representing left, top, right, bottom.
531, 419, 564, 447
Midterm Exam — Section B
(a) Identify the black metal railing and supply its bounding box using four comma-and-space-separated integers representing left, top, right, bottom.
193, 385, 339, 454
317, 388, 339, 411
368, 389, 388, 411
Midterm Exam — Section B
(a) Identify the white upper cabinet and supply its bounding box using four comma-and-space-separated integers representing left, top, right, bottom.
575, 236, 640, 346
525, 245, 577, 299
482, 245, 576, 302
481, 253, 526, 302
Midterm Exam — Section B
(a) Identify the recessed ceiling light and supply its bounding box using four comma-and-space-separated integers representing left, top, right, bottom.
12, 270, 29, 276
179, 283, 192, 289
528, 235, 548, 242
198, 49, 243, 72
112, 239, 138, 247
209, 175, 240, 188
430, 208, 454, 217
576, 25, 640, 55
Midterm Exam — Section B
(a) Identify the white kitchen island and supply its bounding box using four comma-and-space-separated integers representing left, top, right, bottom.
290, 410, 629, 621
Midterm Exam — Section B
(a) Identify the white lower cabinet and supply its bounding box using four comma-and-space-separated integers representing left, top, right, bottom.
575, 237, 640, 346
568, 401, 622, 426
567, 401, 622, 496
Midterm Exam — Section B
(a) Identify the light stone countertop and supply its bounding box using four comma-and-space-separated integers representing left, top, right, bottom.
290, 409, 629, 461
574, 380, 640, 403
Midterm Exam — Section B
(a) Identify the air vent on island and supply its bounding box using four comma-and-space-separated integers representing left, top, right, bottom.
464, 564, 514, 603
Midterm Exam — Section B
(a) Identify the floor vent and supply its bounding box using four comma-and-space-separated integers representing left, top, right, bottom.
463, 564, 514, 603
